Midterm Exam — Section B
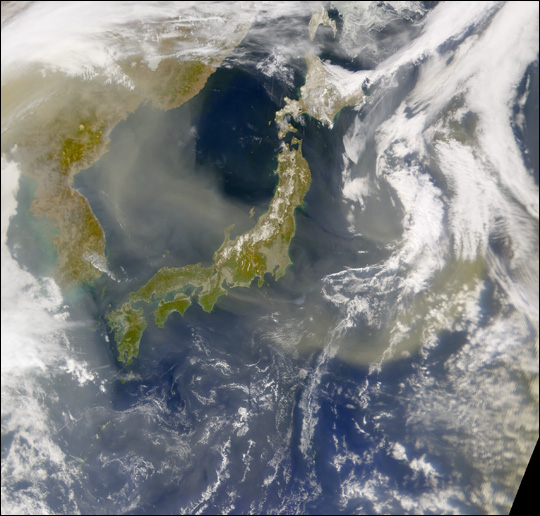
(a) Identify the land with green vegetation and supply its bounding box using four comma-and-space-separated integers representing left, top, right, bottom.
3, 5, 365, 364
1, 14, 252, 287
107, 136, 312, 364
107, 6, 368, 364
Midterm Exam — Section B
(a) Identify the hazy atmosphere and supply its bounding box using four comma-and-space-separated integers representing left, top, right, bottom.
2, 2, 538, 514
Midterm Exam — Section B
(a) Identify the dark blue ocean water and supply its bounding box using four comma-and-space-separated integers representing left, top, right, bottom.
6, 3, 537, 514
68, 32, 396, 514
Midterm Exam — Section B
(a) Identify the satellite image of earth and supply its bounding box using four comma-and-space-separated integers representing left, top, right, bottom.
1, 1, 538, 514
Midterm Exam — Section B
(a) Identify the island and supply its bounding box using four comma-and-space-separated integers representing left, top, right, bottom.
107, 135, 311, 364
1, 11, 255, 287
106, 5, 367, 364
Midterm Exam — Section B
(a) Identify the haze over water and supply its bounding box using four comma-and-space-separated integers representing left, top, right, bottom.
2, 2, 538, 514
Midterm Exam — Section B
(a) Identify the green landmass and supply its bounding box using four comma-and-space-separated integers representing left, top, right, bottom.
107, 303, 148, 365
107, 137, 311, 363
106, 6, 367, 364
57, 122, 106, 173
154, 294, 192, 328
2, 11, 254, 288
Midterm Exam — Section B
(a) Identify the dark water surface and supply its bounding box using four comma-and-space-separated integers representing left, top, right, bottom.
4, 3, 537, 514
